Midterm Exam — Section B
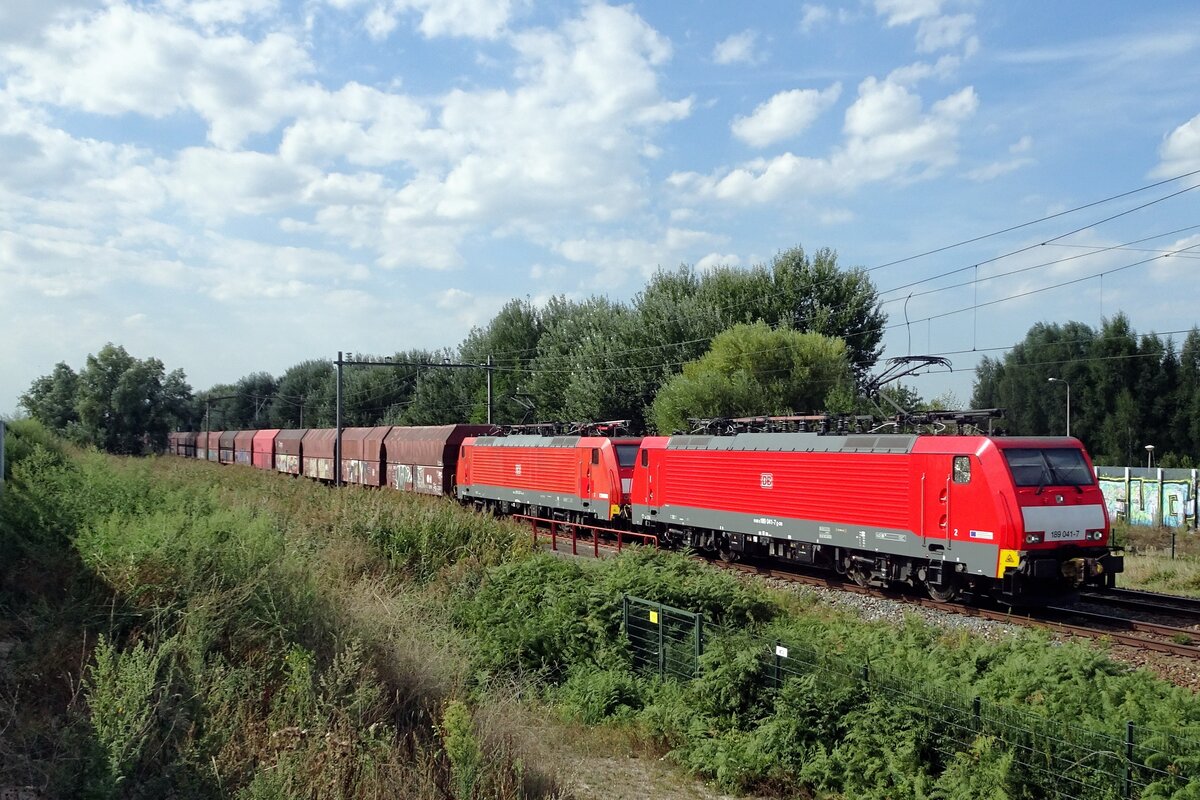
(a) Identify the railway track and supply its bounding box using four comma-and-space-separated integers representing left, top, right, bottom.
1079, 587, 1200, 620
720, 560, 1200, 659
526, 520, 1200, 659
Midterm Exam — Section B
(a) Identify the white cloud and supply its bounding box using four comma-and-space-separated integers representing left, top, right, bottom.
529, 262, 567, 281
874, 0, 945, 27
670, 77, 977, 204
432, 287, 513, 330
556, 226, 726, 285
346, 2, 692, 253
0, 225, 189, 298
279, 82, 435, 167
161, 0, 279, 26
998, 31, 1200, 66
335, 0, 516, 40
0, 0, 98, 44
167, 148, 318, 221
1152, 234, 1200, 282
886, 54, 961, 85
1010, 134, 1033, 154
198, 236, 370, 302
713, 29, 760, 65
695, 252, 739, 271
966, 136, 1035, 181
966, 157, 1033, 181
844, 76, 922, 138
1154, 113, 1200, 178
818, 209, 854, 224
799, 5, 830, 33
916, 13, 973, 52
874, 1, 976, 57
2, 5, 312, 148
732, 84, 842, 148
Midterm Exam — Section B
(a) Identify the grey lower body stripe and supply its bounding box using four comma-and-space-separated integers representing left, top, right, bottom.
460, 484, 610, 520
633, 502, 1000, 577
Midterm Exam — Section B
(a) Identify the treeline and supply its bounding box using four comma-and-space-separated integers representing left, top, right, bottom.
973, 314, 1200, 466
19, 347, 192, 455
20, 247, 885, 451
22, 242, 1199, 465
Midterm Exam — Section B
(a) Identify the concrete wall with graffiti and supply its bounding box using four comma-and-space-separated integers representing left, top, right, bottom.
1095, 467, 1198, 528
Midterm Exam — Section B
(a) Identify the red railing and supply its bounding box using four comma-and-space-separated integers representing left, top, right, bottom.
514, 514, 658, 557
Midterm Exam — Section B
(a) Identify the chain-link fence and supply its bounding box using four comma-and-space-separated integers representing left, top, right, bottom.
621, 594, 1197, 799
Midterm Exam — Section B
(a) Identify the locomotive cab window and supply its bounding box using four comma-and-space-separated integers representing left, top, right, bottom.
614, 444, 639, 468
591, 448, 599, 465
1003, 448, 1093, 487
953, 456, 971, 483
641, 449, 648, 467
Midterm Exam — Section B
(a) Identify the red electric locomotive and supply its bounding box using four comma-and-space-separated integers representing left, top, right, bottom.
456, 435, 642, 523
629, 431, 1122, 603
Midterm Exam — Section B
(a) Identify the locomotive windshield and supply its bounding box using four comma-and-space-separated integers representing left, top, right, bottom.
1003, 448, 1093, 487
614, 444, 640, 469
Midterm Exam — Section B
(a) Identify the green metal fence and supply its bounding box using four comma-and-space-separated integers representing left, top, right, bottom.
622, 595, 702, 680
620, 594, 1197, 799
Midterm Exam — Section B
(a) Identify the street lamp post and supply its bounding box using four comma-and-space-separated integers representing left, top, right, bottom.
1047, 377, 1071, 438
1145, 444, 1154, 469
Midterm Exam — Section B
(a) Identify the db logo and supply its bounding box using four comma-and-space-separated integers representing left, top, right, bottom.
760, 473, 774, 489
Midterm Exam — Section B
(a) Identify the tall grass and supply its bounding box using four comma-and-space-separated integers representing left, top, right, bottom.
1113, 520, 1200, 596
0, 441, 563, 799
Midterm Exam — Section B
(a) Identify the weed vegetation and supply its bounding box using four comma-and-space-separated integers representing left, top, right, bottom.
1114, 520, 1200, 596
451, 549, 1200, 799
3, 426, 1198, 799
0, 421, 555, 799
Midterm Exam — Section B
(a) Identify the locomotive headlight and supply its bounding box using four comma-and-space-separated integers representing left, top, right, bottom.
1087, 530, 1105, 541
1025, 532, 1043, 544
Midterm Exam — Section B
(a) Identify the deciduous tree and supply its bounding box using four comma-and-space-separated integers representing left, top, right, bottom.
650, 323, 853, 434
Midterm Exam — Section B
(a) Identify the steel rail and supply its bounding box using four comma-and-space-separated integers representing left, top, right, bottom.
1080, 587, 1200, 618
1041, 606, 1200, 639
720, 561, 1200, 659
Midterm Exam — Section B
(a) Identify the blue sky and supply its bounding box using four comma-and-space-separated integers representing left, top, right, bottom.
2, 0, 1198, 416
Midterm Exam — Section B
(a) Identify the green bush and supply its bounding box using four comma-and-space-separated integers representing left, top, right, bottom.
556, 668, 647, 724
451, 548, 776, 679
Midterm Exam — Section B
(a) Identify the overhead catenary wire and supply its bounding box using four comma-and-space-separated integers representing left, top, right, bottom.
863, 166, 1200, 273
476, 214, 1198, 370
522, 166, 1200, 366
477, 167, 1200, 364
875, 223, 1200, 303
194, 167, 1200, 407
475, 241, 1200, 379
195, 170, 1200, 399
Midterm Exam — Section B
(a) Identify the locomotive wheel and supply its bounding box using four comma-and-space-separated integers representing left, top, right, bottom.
926, 578, 961, 603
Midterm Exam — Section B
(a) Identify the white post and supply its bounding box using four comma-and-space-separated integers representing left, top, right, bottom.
1065, 381, 1071, 438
